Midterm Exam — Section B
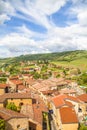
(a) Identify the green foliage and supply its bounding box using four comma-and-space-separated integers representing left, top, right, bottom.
0, 50, 87, 64
0, 50, 87, 76
6, 102, 17, 112
9, 66, 20, 75
41, 65, 48, 72
79, 124, 87, 130
77, 73, 87, 85
0, 77, 7, 83
56, 74, 60, 78
85, 88, 87, 93
0, 119, 5, 130
33, 72, 41, 79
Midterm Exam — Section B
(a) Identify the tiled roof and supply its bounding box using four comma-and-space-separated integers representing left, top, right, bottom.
66, 95, 79, 103
10, 79, 23, 85
64, 101, 74, 107
0, 83, 9, 89
77, 94, 87, 102
33, 100, 48, 124
32, 78, 67, 91
52, 94, 78, 108
60, 107, 78, 124
25, 78, 36, 85
9, 76, 19, 80
18, 85, 26, 91
32, 83, 42, 90
59, 88, 76, 94
52, 94, 67, 108
0, 93, 31, 103
0, 107, 28, 121
41, 90, 56, 95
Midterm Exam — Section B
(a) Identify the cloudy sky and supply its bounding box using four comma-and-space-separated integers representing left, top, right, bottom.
0, 0, 87, 58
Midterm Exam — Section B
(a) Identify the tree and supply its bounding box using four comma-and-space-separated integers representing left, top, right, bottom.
6, 102, 17, 112
79, 124, 87, 130
0, 119, 5, 130
33, 72, 41, 79
78, 73, 87, 85
85, 88, 87, 93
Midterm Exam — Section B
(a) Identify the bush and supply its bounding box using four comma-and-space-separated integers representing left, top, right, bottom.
79, 124, 87, 130
0, 119, 5, 130
6, 102, 17, 112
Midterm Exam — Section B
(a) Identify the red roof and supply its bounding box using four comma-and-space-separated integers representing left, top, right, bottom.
0, 84, 9, 89
18, 85, 26, 91
33, 100, 48, 124
0, 107, 27, 121
60, 107, 78, 124
77, 94, 87, 102
52, 94, 67, 108
10, 79, 23, 85
64, 101, 74, 107
52, 94, 79, 108
0, 93, 32, 103
9, 76, 19, 80
66, 95, 79, 102
59, 88, 76, 94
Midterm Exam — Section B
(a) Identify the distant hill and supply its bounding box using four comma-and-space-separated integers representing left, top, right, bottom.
0, 50, 87, 70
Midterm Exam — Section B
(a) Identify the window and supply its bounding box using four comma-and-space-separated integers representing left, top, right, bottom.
78, 107, 82, 112
29, 127, 31, 130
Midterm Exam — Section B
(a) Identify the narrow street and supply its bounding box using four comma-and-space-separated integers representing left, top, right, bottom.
49, 114, 57, 130
50, 120, 57, 130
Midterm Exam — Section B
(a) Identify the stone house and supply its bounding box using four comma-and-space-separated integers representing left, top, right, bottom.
50, 94, 79, 130
0, 93, 33, 108
77, 94, 87, 115
0, 107, 29, 130
0, 83, 9, 95
60, 107, 78, 130
7, 78, 23, 92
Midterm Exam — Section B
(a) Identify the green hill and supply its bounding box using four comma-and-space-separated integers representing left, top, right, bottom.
0, 50, 87, 71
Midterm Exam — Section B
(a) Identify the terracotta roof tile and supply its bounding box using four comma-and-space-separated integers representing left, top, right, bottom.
59, 88, 76, 94
60, 107, 78, 124
0, 93, 32, 103
52, 94, 78, 108
66, 95, 79, 102
10, 79, 23, 85
77, 94, 87, 102
18, 85, 26, 91
9, 76, 19, 80
64, 101, 74, 107
52, 94, 67, 108
0, 107, 28, 121
33, 99, 48, 124
0, 84, 9, 89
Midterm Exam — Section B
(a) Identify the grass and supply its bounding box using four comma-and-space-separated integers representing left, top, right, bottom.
51, 57, 87, 72
0, 50, 87, 72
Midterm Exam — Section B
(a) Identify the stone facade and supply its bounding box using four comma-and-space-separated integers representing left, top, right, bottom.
6, 118, 29, 130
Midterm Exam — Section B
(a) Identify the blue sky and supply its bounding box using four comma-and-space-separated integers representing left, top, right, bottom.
0, 0, 87, 58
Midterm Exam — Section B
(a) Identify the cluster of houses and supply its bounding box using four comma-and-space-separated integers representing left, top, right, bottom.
0, 73, 87, 130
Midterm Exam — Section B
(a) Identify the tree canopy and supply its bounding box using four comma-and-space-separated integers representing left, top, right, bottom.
0, 119, 5, 130
6, 102, 17, 112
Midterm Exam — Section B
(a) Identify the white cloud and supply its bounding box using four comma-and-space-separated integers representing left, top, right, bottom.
35, 0, 67, 15
0, 14, 10, 24
17, 24, 46, 39
0, 21, 87, 58
0, 0, 87, 57
0, 0, 15, 24
0, 0, 68, 28
69, 0, 87, 26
